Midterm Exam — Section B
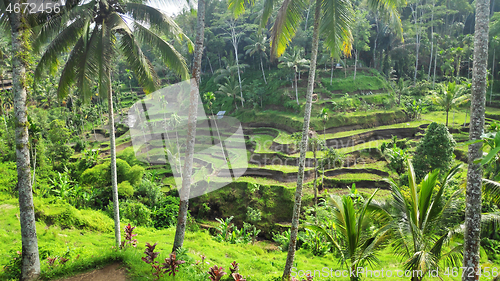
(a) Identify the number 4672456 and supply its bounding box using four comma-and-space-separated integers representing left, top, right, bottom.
6, 2, 61, 14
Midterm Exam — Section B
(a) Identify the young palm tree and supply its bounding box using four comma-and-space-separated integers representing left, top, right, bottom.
430, 82, 469, 127
383, 160, 464, 281
278, 47, 310, 105
216, 76, 244, 109
244, 32, 269, 84
307, 189, 390, 281
318, 107, 330, 137
33, 0, 190, 247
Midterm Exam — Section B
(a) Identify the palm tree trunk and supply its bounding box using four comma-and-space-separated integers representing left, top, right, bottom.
282, 0, 320, 278
354, 50, 358, 81
31, 145, 36, 188
330, 58, 334, 85
107, 72, 121, 248
462, 0, 489, 279
260, 55, 267, 84
433, 48, 438, 88
446, 110, 449, 127
8, 7, 41, 280
428, 1, 435, 81
313, 145, 317, 206
490, 48, 495, 105
295, 70, 299, 105
173, 0, 205, 252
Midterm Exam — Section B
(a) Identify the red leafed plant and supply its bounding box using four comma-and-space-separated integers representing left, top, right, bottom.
141, 243, 162, 280
291, 275, 313, 281
59, 257, 69, 265
208, 265, 226, 281
229, 261, 239, 273
122, 223, 137, 248
232, 273, 246, 281
162, 252, 186, 277
46, 257, 57, 267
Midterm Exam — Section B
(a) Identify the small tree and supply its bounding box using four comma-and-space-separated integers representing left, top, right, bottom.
413, 122, 456, 180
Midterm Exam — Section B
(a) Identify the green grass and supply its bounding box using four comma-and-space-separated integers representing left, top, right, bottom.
4, 192, 497, 281
250, 134, 276, 153
328, 172, 384, 181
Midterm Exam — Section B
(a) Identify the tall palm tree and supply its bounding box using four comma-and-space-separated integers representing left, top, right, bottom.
318, 107, 330, 137
430, 82, 469, 127
33, 0, 190, 247
463, 2, 492, 268
0, 1, 41, 279
278, 47, 310, 105
308, 189, 390, 281
384, 160, 464, 281
259, 0, 404, 277
172, 0, 206, 252
244, 32, 269, 84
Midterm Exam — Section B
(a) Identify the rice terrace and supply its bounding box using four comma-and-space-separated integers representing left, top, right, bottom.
1, 0, 500, 280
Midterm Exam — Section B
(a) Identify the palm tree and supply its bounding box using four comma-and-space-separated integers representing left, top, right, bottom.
33, 0, 190, 247
172, 0, 206, 252
259, 0, 403, 277
216, 76, 244, 109
278, 47, 310, 105
430, 82, 469, 127
308, 188, 390, 281
318, 107, 330, 137
383, 160, 464, 281
1, 1, 41, 279
244, 32, 269, 84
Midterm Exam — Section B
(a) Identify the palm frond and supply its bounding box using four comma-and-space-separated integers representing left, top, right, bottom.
483, 178, 500, 204
366, 0, 404, 40
32, 0, 95, 53
34, 17, 88, 82
260, 0, 277, 29
269, 0, 305, 59
117, 22, 158, 94
125, 2, 193, 50
133, 22, 189, 80
228, 0, 254, 18
320, 0, 353, 59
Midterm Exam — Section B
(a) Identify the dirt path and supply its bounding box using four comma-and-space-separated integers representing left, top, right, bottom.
56, 263, 127, 281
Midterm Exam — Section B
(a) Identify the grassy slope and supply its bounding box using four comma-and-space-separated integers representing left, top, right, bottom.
1, 195, 498, 281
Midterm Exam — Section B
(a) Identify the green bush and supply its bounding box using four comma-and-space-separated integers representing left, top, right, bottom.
413, 122, 456, 180
0, 162, 17, 194
118, 181, 134, 198
152, 196, 182, 229
120, 201, 152, 227
34, 198, 113, 232
135, 179, 162, 207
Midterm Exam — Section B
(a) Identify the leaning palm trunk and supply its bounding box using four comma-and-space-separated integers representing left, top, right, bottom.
462, 0, 490, 279
295, 69, 299, 105
107, 72, 121, 247
8, 5, 41, 279
172, 0, 205, 252
282, 0, 320, 278
260, 55, 267, 84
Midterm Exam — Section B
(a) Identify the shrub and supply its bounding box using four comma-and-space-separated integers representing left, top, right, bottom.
152, 196, 182, 229
412, 122, 456, 179
0, 161, 17, 194
119, 201, 152, 227
135, 179, 163, 208
1, 250, 22, 280
118, 181, 134, 198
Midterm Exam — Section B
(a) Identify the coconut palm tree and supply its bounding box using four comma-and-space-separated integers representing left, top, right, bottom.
244, 32, 269, 84
33, 0, 190, 247
430, 82, 469, 127
172, 0, 206, 252
259, 0, 403, 277
307, 188, 390, 281
383, 160, 464, 281
278, 47, 310, 105
0, 1, 42, 279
